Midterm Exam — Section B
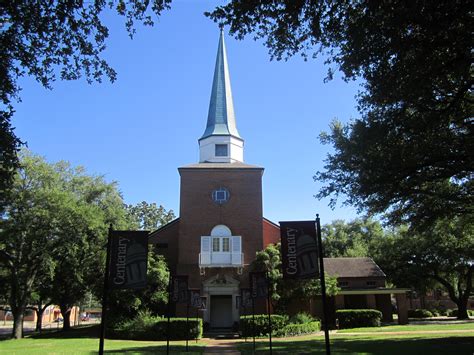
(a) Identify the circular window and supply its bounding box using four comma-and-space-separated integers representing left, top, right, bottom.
212, 187, 230, 205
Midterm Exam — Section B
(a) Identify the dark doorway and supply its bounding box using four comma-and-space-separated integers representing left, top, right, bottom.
210, 295, 233, 328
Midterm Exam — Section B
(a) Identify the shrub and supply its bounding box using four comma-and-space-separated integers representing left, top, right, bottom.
276, 321, 321, 337
240, 314, 288, 337
447, 309, 474, 317
336, 309, 382, 329
407, 309, 434, 318
290, 312, 315, 324
112, 314, 202, 341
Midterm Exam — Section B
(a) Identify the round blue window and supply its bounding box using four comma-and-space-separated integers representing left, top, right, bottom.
212, 187, 230, 204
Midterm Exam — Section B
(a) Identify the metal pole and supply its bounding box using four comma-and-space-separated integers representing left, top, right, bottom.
99, 225, 113, 355
167, 275, 172, 355
266, 272, 273, 355
252, 297, 256, 353
186, 296, 189, 352
316, 214, 331, 355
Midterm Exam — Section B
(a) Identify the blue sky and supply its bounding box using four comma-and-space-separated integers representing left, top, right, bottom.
12, 1, 362, 224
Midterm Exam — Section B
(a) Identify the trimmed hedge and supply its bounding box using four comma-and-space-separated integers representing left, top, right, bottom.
408, 309, 434, 318
240, 314, 320, 337
112, 317, 202, 341
276, 321, 321, 337
336, 309, 382, 329
240, 314, 288, 337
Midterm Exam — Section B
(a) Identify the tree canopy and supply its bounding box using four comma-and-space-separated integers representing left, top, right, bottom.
0, 150, 129, 337
207, 1, 473, 228
0, 0, 172, 209
376, 217, 474, 319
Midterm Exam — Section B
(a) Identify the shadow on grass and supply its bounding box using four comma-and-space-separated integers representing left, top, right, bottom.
238, 336, 474, 354
103, 345, 203, 354
27, 324, 101, 339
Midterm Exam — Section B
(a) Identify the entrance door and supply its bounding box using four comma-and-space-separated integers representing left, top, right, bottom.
210, 295, 233, 328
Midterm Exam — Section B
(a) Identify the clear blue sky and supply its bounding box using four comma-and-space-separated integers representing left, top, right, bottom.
12, 1, 362, 224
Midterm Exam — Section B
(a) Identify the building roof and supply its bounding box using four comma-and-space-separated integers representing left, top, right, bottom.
148, 218, 180, 239
324, 257, 386, 278
200, 30, 241, 141
179, 162, 263, 170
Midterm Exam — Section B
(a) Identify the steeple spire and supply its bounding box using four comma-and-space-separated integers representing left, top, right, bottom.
200, 29, 241, 140
198, 31, 244, 163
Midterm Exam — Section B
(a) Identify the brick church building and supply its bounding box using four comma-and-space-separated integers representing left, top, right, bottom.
149, 31, 409, 328
149, 31, 280, 328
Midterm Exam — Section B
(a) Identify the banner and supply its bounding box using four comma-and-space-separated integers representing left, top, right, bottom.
240, 288, 253, 308
189, 289, 202, 309
109, 231, 149, 289
279, 221, 319, 279
250, 272, 267, 299
171, 275, 188, 304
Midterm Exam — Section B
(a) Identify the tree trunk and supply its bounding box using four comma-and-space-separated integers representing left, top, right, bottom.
12, 308, 24, 339
60, 305, 71, 331
456, 300, 469, 320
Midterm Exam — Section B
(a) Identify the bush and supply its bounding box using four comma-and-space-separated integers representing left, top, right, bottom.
336, 309, 382, 329
290, 312, 315, 324
447, 309, 474, 317
276, 321, 321, 337
240, 314, 288, 337
407, 309, 434, 318
112, 313, 203, 341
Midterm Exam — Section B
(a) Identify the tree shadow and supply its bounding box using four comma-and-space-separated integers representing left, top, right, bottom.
103, 345, 203, 354
238, 336, 474, 354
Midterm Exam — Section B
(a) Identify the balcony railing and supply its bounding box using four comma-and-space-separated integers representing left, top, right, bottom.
199, 252, 243, 267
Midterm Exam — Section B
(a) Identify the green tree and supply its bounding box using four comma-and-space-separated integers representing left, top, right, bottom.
0, 150, 128, 337
376, 217, 474, 319
322, 218, 385, 258
107, 251, 169, 325
0, 0, 172, 209
126, 201, 175, 231
253, 243, 339, 313
207, 1, 473, 228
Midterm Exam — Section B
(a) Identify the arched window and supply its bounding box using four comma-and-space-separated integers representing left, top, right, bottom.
210, 225, 232, 237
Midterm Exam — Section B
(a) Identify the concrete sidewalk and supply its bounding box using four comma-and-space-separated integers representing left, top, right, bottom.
204, 339, 241, 354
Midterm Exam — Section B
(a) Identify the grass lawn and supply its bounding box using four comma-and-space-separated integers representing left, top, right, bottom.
0, 325, 207, 354
337, 321, 474, 333
238, 333, 474, 354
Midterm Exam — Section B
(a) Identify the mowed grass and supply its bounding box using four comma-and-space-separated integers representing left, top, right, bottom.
337, 321, 474, 333
0, 325, 207, 354
238, 333, 474, 354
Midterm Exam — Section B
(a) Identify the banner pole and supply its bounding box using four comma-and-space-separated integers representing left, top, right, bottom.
167, 275, 172, 355
186, 294, 189, 352
252, 297, 256, 353
98, 225, 113, 355
316, 214, 331, 355
266, 272, 273, 355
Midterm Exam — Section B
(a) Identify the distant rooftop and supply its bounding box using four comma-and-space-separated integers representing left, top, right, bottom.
324, 257, 386, 278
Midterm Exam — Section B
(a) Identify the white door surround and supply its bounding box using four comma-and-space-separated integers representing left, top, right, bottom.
202, 274, 240, 325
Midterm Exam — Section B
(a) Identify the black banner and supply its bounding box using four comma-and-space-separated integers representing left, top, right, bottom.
171, 275, 188, 304
240, 288, 253, 308
279, 221, 319, 279
109, 230, 149, 289
189, 289, 201, 309
250, 272, 267, 299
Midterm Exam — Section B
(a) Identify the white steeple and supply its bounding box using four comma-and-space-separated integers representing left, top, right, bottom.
199, 30, 244, 163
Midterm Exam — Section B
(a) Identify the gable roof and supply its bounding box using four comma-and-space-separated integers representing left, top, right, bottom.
148, 218, 180, 239
324, 257, 386, 278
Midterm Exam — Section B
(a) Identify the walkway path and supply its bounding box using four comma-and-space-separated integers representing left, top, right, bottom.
204, 338, 241, 354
